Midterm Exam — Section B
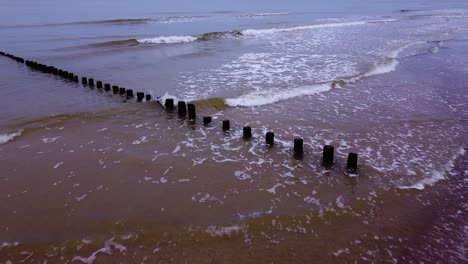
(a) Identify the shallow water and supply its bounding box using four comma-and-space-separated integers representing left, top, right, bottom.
1, 1, 467, 263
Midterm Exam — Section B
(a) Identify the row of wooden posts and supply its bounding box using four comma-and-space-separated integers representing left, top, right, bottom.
0, 51, 152, 102
0, 50, 358, 174
164, 98, 358, 174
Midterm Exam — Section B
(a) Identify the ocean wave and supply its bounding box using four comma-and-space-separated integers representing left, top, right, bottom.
197, 30, 243, 41
153, 16, 203, 24
223, 41, 425, 107
0, 18, 151, 28
88, 39, 139, 47
205, 225, 243, 237
242, 21, 368, 35
241, 18, 400, 35
334, 41, 426, 86
398, 147, 466, 190
72, 238, 126, 264
78, 16, 204, 25
225, 84, 331, 107
90, 19, 395, 47
0, 129, 23, 145
137, 30, 242, 44
158, 92, 181, 106
90, 20, 372, 47
68, 18, 153, 25
237, 12, 290, 18
0, 16, 201, 29
138, 35, 198, 44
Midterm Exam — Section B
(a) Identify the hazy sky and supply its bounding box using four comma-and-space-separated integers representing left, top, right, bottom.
4, 0, 463, 13
78, 0, 468, 12
2, 0, 468, 24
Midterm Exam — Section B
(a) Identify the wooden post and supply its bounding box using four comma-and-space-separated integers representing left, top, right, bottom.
126, 89, 134, 98
178, 101, 187, 116
266, 132, 274, 145
188, 103, 196, 120
222, 120, 230, 131
294, 138, 303, 154
322, 145, 334, 167
165, 98, 174, 110
136, 92, 144, 102
243, 126, 252, 139
203, 116, 212, 126
347, 153, 358, 174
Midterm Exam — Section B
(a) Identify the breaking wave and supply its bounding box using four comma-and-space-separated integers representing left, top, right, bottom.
88, 39, 139, 47
0, 129, 23, 145
138, 35, 198, 44
224, 41, 426, 107
237, 12, 290, 18
398, 147, 466, 190
68, 18, 153, 25
335, 41, 426, 84
89, 19, 395, 46
0, 16, 203, 29
241, 21, 368, 35
87, 30, 242, 47
225, 84, 331, 107
137, 30, 242, 44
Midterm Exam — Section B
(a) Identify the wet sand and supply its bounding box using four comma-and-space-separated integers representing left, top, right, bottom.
0, 37, 467, 262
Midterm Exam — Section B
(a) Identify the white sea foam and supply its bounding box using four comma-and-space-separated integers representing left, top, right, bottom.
172, 145, 181, 153
0, 241, 20, 249
53, 162, 64, 169
42, 136, 60, 143
75, 194, 87, 202
153, 16, 199, 24
366, 59, 399, 77
266, 183, 285, 194
234, 170, 251, 180
192, 193, 224, 205
332, 248, 350, 256
335, 196, 346, 208
237, 209, 272, 221
132, 136, 147, 145
222, 41, 425, 107
159, 92, 181, 106
387, 41, 426, 59
398, 170, 445, 191
239, 12, 290, 18
398, 147, 466, 190
304, 196, 321, 206
72, 238, 126, 264
0, 129, 23, 145
252, 12, 289, 16
225, 84, 331, 107
138, 35, 197, 44
206, 225, 243, 237
345, 41, 426, 82
242, 21, 367, 36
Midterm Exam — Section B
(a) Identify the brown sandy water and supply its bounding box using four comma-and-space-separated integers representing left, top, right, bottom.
1, 37, 467, 263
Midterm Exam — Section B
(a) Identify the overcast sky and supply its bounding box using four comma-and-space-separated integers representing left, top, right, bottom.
2, 0, 468, 24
